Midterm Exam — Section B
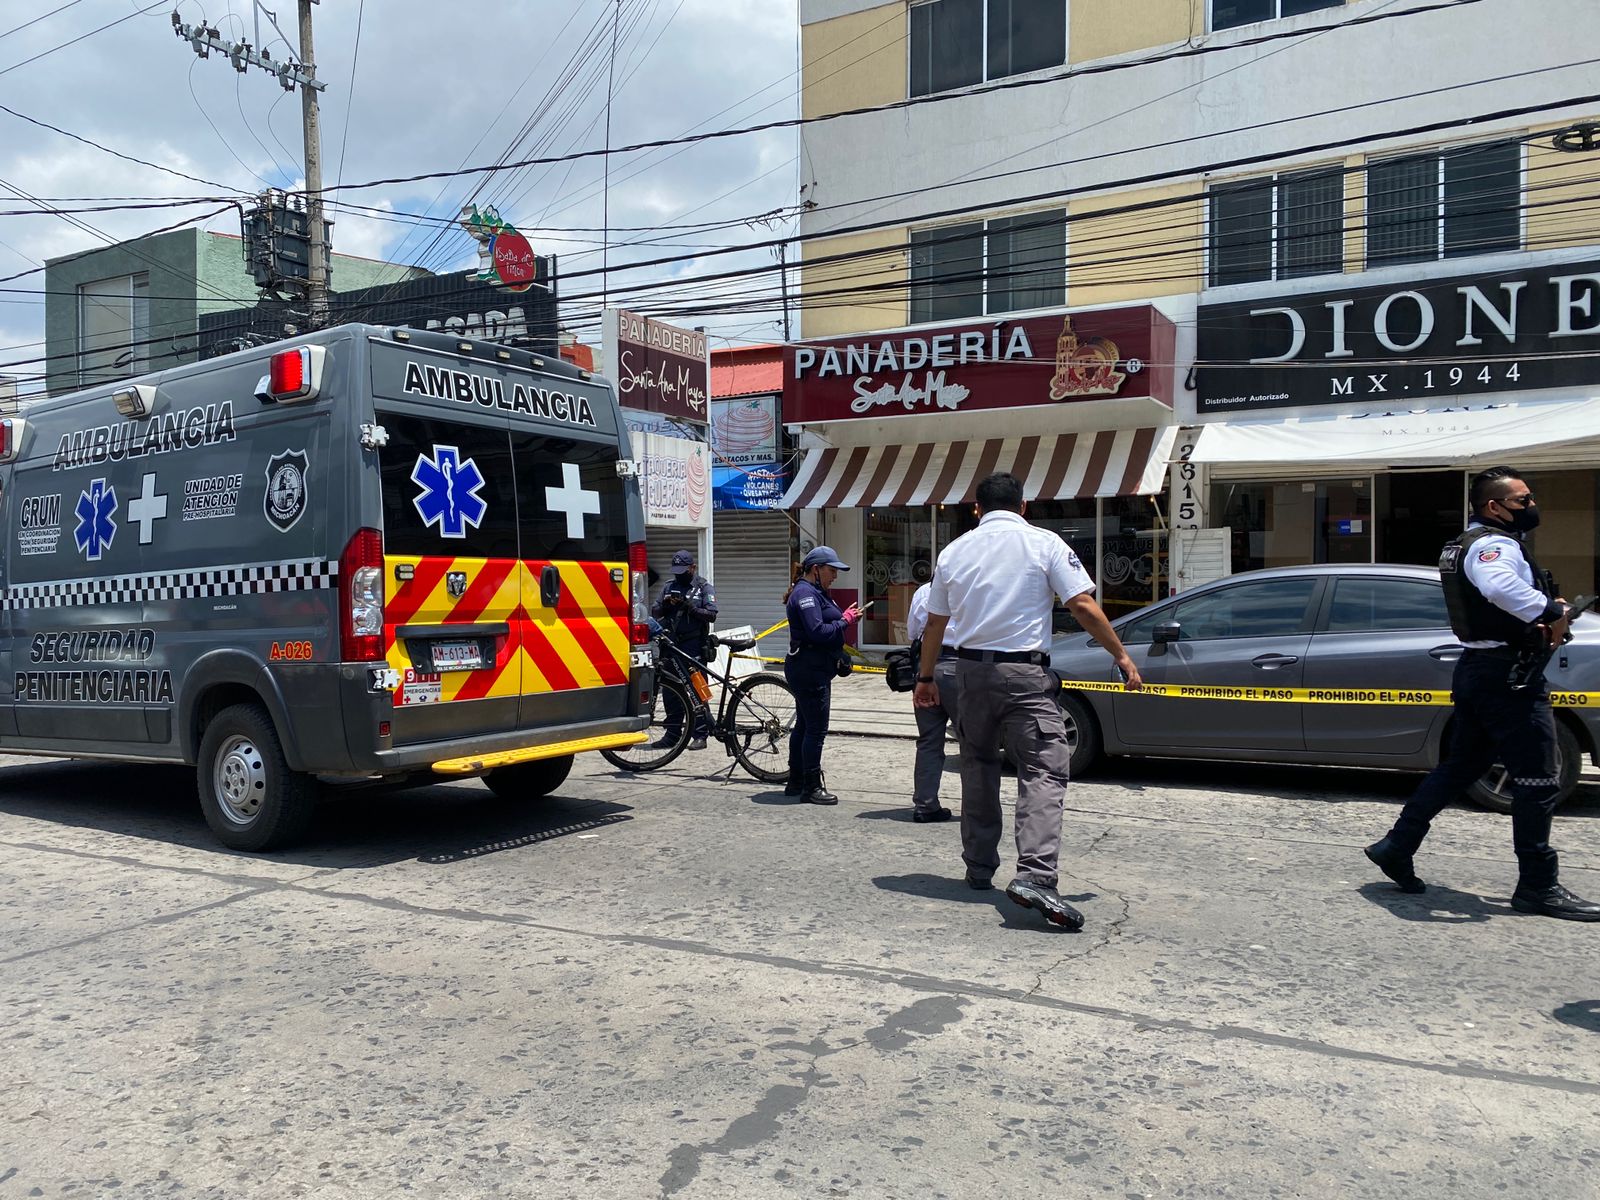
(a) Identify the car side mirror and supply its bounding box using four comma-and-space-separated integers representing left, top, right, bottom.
1152, 621, 1181, 645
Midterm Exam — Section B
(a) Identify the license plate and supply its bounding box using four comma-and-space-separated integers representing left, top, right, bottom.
432, 640, 484, 671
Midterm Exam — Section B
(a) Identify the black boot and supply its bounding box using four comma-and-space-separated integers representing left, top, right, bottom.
1511, 882, 1600, 921
802, 770, 838, 806
1364, 837, 1425, 894
784, 770, 804, 796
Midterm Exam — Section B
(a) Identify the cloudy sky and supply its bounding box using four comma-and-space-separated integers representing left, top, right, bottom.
0, 0, 800, 390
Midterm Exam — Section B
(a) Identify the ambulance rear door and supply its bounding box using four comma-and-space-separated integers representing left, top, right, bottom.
372, 352, 521, 744
509, 421, 632, 728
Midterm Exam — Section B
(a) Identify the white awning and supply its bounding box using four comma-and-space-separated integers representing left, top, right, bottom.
1190, 398, 1600, 470
778, 427, 1177, 510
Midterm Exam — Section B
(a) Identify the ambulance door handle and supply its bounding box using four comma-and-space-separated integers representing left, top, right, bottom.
1429, 644, 1463, 662
540, 565, 562, 608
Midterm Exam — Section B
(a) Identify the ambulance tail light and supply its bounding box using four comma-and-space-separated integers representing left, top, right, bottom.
258, 344, 326, 403
628, 540, 650, 645
0, 417, 20, 463
340, 527, 386, 662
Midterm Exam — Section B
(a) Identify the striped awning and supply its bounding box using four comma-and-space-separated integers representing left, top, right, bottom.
778, 427, 1177, 510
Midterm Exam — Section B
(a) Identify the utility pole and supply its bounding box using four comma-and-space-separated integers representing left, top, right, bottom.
296, 0, 329, 327
601, 0, 620, 311
174, 3, 329, 325
777, 243, 791, 342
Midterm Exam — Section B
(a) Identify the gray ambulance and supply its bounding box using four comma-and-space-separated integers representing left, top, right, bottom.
0, 324, 654, 850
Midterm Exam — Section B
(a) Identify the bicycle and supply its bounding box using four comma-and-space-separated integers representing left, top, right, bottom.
601, 629, 797, 782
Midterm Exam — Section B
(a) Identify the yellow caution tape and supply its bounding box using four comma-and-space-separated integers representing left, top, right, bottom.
1055, 680, 1600, 708
722, 661, 1599, 705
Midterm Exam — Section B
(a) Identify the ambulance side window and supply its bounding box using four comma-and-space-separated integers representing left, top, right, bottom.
378, 412, 518, 558
511, 433, 629, 562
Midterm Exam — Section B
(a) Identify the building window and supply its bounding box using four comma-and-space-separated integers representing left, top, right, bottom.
909, 210, 1066, 324
77, 273, 149, 386
1208, 169, 1343, 287
1366, 141, 1521, 267
1212, 0, 1341, 32
910, 0, 1065, 98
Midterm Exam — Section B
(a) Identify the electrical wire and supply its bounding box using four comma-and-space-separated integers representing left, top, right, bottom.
316, 0, 1492, 199
0, 0, 166, 78
0, 0, 90, 42
334, 0, 365, 191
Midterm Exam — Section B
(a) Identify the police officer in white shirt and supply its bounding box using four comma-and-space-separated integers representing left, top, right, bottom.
914, 472, 1142, 929
907, 581, 957, 823
1367, 466, 1600, 920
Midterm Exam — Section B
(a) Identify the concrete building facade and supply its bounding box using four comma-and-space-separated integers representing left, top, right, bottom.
787, 0, 1600, 643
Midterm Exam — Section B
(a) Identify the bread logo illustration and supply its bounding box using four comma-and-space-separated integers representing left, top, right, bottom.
1048, 316, 1125, 400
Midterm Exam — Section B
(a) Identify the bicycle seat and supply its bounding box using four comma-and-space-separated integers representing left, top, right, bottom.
720, 637, 756, 653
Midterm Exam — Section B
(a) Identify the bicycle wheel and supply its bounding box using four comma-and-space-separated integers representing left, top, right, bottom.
727, 672, 798, 783
601, 676, 693, 772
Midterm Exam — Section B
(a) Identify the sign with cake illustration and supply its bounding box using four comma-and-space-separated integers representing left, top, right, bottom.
710, 395, 779, 465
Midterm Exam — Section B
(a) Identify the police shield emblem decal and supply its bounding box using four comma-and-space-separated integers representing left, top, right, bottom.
446, 570, 468, 599
263, 449, 309, 533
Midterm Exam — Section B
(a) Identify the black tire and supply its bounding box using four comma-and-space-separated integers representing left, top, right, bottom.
1467, 718, 1580, 814
600, 676, 693, 772
484, 754, 574, 800
727, 672, 797, 783
1059, 691, 1103, 779
196, 702, 317, 852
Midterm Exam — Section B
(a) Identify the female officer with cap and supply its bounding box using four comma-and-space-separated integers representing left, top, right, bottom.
782, 546, 861, 804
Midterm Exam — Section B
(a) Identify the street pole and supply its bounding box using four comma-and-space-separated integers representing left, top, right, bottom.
296, 0, 329, 327
777, 242, 791, 342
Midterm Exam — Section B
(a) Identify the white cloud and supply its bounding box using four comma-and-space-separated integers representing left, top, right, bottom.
0, 0, 801, 363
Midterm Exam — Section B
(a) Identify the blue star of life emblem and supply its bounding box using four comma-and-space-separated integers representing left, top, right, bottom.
73, 477, 118, 561
411, 444, 488, 539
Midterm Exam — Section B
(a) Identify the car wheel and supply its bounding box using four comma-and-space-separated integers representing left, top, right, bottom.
197, 702, 318, 851
485, 754, 575, 800
1059, 691, 1103, 779
1467, 720, 1580, 815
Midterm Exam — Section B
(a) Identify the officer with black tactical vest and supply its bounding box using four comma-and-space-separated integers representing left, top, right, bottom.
1366, 466, 1600, 921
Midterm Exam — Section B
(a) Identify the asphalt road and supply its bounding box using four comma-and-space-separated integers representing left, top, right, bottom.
1, 736, 1598, 1199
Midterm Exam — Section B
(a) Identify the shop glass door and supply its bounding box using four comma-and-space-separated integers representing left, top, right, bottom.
862, 506, 934, 645
1212, 478, 1373, 573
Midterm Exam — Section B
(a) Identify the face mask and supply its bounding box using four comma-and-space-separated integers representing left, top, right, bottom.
1506, 506, 1541, 533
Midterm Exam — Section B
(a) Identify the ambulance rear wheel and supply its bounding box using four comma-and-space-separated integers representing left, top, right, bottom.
197, 703, 318, 852
1468, 719, 1580, 814
485, 755, 574, 800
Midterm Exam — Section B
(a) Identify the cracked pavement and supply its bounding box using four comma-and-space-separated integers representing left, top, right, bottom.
0, 738, 1598, 1198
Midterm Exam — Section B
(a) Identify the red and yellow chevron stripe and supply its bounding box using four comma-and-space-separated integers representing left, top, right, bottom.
383, 555, 629, 704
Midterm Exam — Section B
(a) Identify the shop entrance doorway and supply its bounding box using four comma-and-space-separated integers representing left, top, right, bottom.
1377, 471, 1463, 566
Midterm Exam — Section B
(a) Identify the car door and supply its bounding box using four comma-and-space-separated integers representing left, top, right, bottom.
1111, 575, 1322, 752
1301, 574, 1457, 759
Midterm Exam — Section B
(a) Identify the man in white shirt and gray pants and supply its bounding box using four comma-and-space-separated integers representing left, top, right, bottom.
914, 472, 1142, 929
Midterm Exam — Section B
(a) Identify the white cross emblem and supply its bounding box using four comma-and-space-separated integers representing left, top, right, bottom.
544, 461, 601, 539
128, 472, 169, 545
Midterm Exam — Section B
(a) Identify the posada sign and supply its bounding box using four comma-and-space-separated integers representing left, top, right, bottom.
783, 306, 1174, 424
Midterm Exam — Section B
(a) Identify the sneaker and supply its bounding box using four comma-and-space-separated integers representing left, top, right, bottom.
1005, 877, 1084, 930
688, 738, 707, 751
912, 805, 953, 824
652, 731, 682, 749
1510, 883, 1600, 921
1364, 838, 1426, 894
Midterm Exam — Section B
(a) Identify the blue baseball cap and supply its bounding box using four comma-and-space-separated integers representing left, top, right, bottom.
801, 545, 850, 571
670, 549, 696, 569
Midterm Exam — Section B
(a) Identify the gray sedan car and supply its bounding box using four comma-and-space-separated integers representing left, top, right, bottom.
1049, 563, 1600, 810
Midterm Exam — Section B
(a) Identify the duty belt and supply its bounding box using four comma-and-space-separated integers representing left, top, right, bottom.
957, 648, 1050, 666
